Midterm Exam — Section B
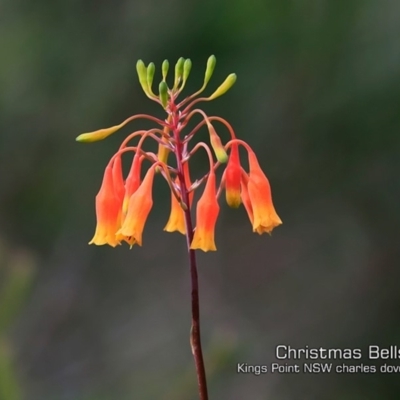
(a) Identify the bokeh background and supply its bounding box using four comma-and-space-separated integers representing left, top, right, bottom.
1, 0, 400, 399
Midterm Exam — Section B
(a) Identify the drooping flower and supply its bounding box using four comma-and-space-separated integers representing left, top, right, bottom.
224, 142, 242, 208
112, 155, 126, 243
190, 171, 219, 252
164, 177, 186, 234
122, 154, 142, 216
89, 165, 121, 247
112, 154, 125, 206
164, 161, 193, 235
240, 170, 253, 223
246, 151, 282, 234
117, 165, 155, 246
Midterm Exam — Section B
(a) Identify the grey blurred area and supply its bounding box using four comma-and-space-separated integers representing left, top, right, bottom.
1, 0, 400, 399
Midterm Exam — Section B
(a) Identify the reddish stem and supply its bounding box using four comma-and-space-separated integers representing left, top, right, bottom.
170, 103, 209, 400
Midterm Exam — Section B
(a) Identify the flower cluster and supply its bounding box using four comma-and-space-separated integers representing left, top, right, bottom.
76, 56, 282, 251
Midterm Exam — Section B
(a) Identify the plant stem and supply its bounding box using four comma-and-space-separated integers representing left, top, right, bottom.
172, 105, 209, 400
184, 201, 209, 400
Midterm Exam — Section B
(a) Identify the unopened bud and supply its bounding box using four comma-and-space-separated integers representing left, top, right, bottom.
159, 81, 169, 108
147, 62, 155, 92
136, 60, 150, 97
76, 122, 125, 143
208, 123, 228, 163
208, 73, 236, 100
162, 60, 169, 81
174, 57, 185, 88
203, 55, 216, 87
181, 59, 192, 89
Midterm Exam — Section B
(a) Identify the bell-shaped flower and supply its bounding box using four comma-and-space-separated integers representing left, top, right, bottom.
190, 171, 220, 252
164, 178, 186, 234
247, 151, 282, 234
117, 165, 155, 246
224, 142, 242, 208
89, 165, 121, 247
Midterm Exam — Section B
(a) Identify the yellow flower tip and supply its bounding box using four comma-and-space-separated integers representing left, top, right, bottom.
190, 234, 217, 253
226, 190, 241, 208
76, 123, 124, 143
164, 224, 186, 235
190, 241, 217, 252
253, 213, 282, 235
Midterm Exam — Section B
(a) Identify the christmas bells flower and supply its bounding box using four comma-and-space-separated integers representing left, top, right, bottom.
190, 170, 220, 252
243, 150, 282, 234
89, 164, 121, 247
76, 55, 283, 400
164, 176, 186, 235
117, 165, 156, 246
77, 55, 281, 251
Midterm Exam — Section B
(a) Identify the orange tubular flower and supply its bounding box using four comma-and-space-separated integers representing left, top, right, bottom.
112, 154, 125, 206
190, 171, 220, 252
89, 165, 121, 247
122, 154, 142, 216
247, 151, 282, 234
240, 170, 253, 223
224, 142, 242, 208
117, 165, 155, 246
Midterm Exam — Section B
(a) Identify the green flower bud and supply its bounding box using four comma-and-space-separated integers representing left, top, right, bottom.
174, 57, 185, 88
76, 122, 126, 143
181, 59, 192, 89
162, 60, 169, 81
203, 55, 216, 87
208, 73, 236, 100
147, 62, 155, 92
159, 81, 169, 108
136, 60, 150, 97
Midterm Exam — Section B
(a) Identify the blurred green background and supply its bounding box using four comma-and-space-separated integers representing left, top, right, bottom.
1, 0, 400, 399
